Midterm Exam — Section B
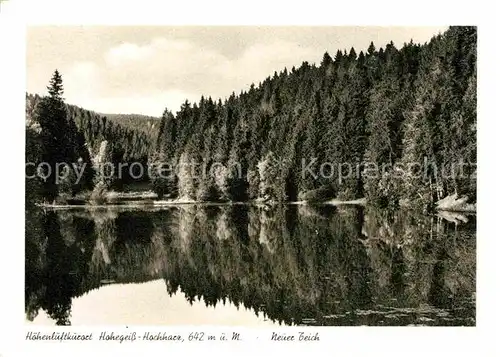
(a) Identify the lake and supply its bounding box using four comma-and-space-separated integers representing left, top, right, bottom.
25, 204, 476, 326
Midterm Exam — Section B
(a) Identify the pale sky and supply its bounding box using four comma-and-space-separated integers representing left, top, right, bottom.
29, 279, 277, 326
27, 26, 448, 116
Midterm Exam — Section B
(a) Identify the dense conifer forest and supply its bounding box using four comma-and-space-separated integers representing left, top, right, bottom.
24, 25, 478, 329
25, 26, 476, 210
26, 91, 157, 201
152, 26, 476, 209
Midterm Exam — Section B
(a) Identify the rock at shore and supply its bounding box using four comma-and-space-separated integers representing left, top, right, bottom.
436, 193, 476, 212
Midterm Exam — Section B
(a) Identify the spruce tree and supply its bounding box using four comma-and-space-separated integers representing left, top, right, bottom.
35, 70, 73, 202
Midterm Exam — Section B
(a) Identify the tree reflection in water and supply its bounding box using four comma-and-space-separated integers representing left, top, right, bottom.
25, 204, 476, 326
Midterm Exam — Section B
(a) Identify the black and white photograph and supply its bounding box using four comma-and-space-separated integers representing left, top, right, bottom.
23, 24, 477, 327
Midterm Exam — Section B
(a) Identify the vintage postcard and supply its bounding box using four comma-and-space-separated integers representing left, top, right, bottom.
0, 0, 495, 356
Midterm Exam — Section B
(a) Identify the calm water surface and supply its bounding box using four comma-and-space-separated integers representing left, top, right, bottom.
25, 204, 475, 326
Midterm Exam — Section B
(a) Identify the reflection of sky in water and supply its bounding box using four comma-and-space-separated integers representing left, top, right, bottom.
28, 279, 277, 326
25, 205, 476, 326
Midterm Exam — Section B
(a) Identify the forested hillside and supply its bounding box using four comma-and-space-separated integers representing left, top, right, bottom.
25, 26, 476, 210
152, 26, 476, 209
26, 89, 157, 202
26, 94, 157, 161
98, 113, 159, 138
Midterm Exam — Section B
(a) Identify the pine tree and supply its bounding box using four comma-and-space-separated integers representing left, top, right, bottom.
367, 41, 376, 55
35, 70, 73, 202
321, 51, 333, 68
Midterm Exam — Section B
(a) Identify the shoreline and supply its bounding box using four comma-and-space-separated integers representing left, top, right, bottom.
33, 192, 476, 214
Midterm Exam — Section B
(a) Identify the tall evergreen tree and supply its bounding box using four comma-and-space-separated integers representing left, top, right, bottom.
35, 70, 74, 201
